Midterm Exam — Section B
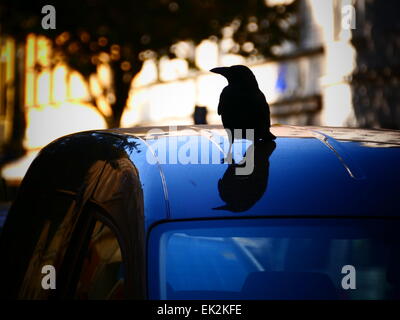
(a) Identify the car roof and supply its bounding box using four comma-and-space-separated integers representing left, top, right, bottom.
38, 124, 400, 230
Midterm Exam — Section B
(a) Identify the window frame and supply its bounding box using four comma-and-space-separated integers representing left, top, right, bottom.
49, 190, 134, 299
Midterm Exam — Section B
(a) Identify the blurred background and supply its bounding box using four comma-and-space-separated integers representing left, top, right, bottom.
0, 0, 399, 203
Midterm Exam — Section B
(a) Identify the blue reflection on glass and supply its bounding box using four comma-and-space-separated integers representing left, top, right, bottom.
148, 219, 400, 300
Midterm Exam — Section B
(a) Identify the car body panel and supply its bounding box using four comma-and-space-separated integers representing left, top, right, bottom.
1, 124, 400, 299
109, 125, 400, 230
3, 124, 400, 232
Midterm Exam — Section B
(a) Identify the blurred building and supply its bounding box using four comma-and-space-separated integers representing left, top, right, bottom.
0, 34, 106, 186
122, 0, 338, 127
122, 0, 400, 129
350, 0, 400, 129
0, 37, 15, 148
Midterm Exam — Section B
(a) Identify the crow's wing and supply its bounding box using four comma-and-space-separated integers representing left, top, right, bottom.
217, 86, 230, 115
256, 90, 271, 128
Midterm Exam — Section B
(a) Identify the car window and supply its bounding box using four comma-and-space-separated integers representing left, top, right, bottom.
149, 219, 400, 300
18, 193, 77, 299
74, 220, 125, 299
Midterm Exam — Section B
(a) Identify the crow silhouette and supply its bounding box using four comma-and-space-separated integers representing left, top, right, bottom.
214, 140, 276, 212
211, 65, 275, 160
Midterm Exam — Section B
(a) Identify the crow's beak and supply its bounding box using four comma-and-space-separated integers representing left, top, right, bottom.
210, 67, 229, 77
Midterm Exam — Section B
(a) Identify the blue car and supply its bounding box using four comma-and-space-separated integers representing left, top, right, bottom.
0, 124, 399, 300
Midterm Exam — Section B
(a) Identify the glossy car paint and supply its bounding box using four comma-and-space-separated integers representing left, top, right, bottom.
118, 125, 400, 229
0, 124, 399, 299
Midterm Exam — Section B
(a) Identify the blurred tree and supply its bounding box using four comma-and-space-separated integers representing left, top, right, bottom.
0, 0, 298, 128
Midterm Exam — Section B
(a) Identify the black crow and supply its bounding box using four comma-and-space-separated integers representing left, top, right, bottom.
210, 65, 276, 152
